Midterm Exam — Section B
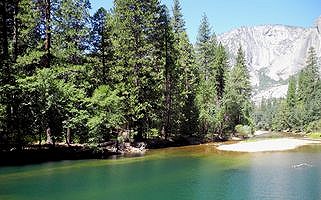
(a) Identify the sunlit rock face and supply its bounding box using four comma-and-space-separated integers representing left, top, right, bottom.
217, 15, 321, 103
316, 15, 321, 34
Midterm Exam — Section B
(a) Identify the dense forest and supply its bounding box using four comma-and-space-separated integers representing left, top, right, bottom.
0, 0, 319, 151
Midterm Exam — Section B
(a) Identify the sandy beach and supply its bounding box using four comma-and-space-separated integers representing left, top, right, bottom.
217, 138, 320, 152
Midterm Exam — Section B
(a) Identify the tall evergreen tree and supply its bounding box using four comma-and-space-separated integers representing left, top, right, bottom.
196, 14, 212, 81
195, 14, 218, 136
296, 47, 321, 128
213, 43, 228, 101
297, 47, 319, 103
287, 76, 297, 108
223, 46, 252, 133
90, 7, 114, 85
175, 31, 199, 136
286, 76, 297, 129
52, 0, 91, 64
112, 0, 171, 139
169, 0, 199, 137
171, 0, 185, 34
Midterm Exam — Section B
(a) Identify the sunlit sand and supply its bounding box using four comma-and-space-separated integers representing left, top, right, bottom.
217, 138, 320, 152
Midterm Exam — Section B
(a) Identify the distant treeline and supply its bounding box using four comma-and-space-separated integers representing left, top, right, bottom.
0, 0, 252, 150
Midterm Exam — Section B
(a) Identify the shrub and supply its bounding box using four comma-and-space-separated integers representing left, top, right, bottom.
146, 128, 160, 139
305, 119, 321, 133
307, 132, 321, 139
235, 124, 252, 138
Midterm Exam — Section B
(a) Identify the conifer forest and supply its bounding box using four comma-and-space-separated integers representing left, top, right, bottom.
0, 0, 320, 151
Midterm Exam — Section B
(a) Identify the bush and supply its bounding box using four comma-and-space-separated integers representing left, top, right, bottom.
146, 128, 160, 139
305, 119, 321, 133
307, 132, 321, 139
235, 124, 252, 138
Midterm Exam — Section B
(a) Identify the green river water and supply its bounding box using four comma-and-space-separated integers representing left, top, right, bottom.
1, 144, 321, 200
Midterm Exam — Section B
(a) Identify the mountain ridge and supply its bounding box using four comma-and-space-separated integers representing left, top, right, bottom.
217, 15, 321, 103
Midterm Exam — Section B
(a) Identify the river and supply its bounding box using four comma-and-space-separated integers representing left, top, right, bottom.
1, 144, 321, 200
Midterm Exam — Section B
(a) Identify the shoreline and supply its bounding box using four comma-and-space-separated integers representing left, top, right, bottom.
0, 138, 202, 166
217, 138, 320, 152
2, 137, 320, 166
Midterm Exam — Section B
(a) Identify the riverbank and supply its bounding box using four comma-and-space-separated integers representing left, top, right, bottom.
217, 138, 320, 152
0, 137, 204, 166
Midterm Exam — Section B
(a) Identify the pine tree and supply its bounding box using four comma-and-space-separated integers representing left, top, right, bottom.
52, 0, 91, 64
160, 6, 177, 139
286, 76, 297, 129
223, 46, 252, 133
112, 0, 170, 139
296, 47, 320, 128
195, 14, 219, 137
175, 31, 198, 136
196, 14, 212, 81
287, 76, 296, 108
297, 47, 319, 103
169, 0, 198, 137
213, 43, 228, 101
171, 0, 185, 34
90, 8, 114, 85
90, 7, 108, 55
272, 100, 289, 131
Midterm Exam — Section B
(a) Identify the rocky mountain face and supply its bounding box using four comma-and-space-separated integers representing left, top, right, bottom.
217, 16, 321, 103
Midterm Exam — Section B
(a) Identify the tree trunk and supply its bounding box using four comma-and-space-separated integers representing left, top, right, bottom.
163, 22, 172, 140
46, 127, 53, 144
0, 1, 9, 59
1, 1, 14, 140
12, 0, 18, 61
38, 131, 42, 146
66, 127, 71, 146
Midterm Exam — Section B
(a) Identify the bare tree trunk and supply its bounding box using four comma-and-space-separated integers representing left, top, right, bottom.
1, 1, 14, 139
163, 23, 172, 140
38, 131, 42, 146
13, 0, 18, 61
66, 127, 71, 146
1, 1, 9, 59
46, 127, 53, 144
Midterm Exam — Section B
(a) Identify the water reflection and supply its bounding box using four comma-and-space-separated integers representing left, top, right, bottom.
0, 144, 321, 200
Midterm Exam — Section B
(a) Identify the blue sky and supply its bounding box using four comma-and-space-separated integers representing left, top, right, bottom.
90, 0, 321, 43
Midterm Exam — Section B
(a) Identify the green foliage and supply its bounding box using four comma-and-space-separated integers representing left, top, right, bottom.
87, 85, 124, 142
305, 119, 321, 133
0, 0, 260, 149
272, 100, 289, 131
223, 46, 253, 133
256, 48, 320, 133
307, 132, 321, 139
52, 0, 91, 64
146, 128, 160, 139
18, 66, 89, 142
254, 98, 278, 130
195, 15, 217, 136
286, 76, 296, 108
111, 0, 175, 139
172, 0, 185, 33
171, 6, 198, 137
235, 124, 251, 138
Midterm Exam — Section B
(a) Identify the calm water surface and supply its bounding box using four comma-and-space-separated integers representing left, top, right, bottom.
1, 144, 321, 200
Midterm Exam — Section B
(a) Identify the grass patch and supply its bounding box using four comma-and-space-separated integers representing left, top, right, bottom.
307, 132, 321, 139
243, 138, 258, 143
